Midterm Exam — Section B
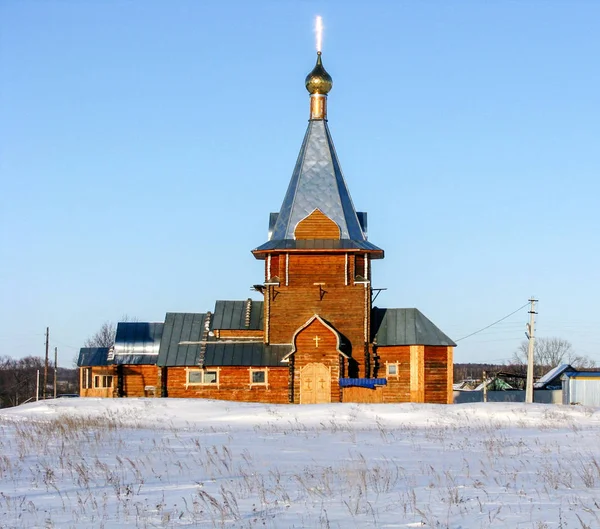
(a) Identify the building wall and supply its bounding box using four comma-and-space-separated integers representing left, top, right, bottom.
374, 346, 411, 403
266, 253, 370, 376
79, 366, 117, 398
290, 318, 342, 404
120, 365, 159, 397
163, 366, 289, 403
424, 346, 453, 404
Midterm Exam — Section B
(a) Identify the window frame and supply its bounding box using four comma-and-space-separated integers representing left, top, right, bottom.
386, 362, 400, 378
93, 374, 113, 389
82, 368, 92, 389
185, 368, 220, 388
249, 368, 268, 387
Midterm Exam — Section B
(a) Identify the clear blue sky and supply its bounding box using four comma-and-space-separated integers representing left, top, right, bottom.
1, 1, 599, 368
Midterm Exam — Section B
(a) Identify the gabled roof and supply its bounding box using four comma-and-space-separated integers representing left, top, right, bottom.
112, 322, 164, 365
254, 119, 382, 255
371, 308, 456, 347
77, 347, 110, 367
212, 300, 264, 330
157, 312, 209, 367
534, 364, 575, 389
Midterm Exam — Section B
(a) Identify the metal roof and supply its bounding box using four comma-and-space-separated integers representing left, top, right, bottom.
204, 343, 290, 367
534, 364, 575, 389
112, 322, 164, 365
253, 238, 383, 253
254, 118, 382, 254
77, 347, 110, 367
157, 312, 209, 367
562, 371, 600, 379
372, 308, 456, 347
212, 300, 264, 330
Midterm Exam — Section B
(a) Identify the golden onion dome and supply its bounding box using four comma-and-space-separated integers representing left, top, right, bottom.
305, 52, 333, 95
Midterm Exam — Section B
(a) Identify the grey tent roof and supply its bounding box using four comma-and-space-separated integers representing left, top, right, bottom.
77, 347, 110, 367
371, 308, 456, 347
204, 343, 290, 367
157, 312, 209, 367
254, 119, 382, 254
112, 322, 164, 365
212, 300, 264, 330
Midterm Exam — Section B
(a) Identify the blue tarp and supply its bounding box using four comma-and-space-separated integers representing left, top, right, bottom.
339, 378, 387, 389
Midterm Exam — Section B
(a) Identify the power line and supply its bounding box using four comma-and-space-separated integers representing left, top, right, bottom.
455, 303, 529, 342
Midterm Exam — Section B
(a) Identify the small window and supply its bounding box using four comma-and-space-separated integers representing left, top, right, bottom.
186, 369, 220, 386
82, 368, 92, 389
188, 371, 203, 384
387, 363, 399, 377
93, 375, 113, 388
250, 368, 268, 386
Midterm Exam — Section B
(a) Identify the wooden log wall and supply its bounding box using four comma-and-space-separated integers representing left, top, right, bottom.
375, 346, 411, 403
214, 330, 264, 340
79, 366, 117, 398
267, 253, 369, 376
121, 365, 159, 397
424, 346, 453, 404
291, 318, 342, 404
165, 366, 289, 404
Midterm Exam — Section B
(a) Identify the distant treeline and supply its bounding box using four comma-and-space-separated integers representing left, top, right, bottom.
0, 356, 78, 408
454, 363, 527, 382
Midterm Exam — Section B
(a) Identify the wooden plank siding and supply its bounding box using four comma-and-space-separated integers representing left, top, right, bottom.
164, 366, 289, 403
294, 210, 341, 239
342, 386, 384, 403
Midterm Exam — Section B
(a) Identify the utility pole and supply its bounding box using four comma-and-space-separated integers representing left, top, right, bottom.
54, 347, 58, 399
44, 327, 49, 399
36, 370, 40, 401
525, 297, 538, 404
42, 327, 50, 398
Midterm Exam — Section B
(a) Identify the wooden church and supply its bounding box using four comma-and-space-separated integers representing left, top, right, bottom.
78, 51, 456, 404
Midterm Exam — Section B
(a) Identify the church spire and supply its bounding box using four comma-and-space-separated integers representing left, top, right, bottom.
253, 40, 383, 258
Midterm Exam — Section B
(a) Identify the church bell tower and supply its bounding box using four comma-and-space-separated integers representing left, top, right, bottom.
252, 51, 384, 402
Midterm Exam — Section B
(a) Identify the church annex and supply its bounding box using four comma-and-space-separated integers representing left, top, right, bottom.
78, 51, 456, 404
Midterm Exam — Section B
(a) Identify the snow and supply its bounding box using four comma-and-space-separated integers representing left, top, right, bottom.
1, 399, 600, 528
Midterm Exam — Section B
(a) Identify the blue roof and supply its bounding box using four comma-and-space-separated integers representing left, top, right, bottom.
339, 378, 387, 389
534, 364, 574, 388
77, 347, 110, 367
562, 371, 600, 379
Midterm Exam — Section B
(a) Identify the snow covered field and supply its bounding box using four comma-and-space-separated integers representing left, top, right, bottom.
1, 399, 599, 528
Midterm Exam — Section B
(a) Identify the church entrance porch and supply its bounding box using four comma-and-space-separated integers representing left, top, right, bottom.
300, 362, 331, 404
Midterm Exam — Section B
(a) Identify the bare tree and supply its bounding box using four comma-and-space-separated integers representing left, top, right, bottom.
83, 321, 117, 348
0, 355, 46, 407
512, 337, 596, 376
82, 315, 137, 349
